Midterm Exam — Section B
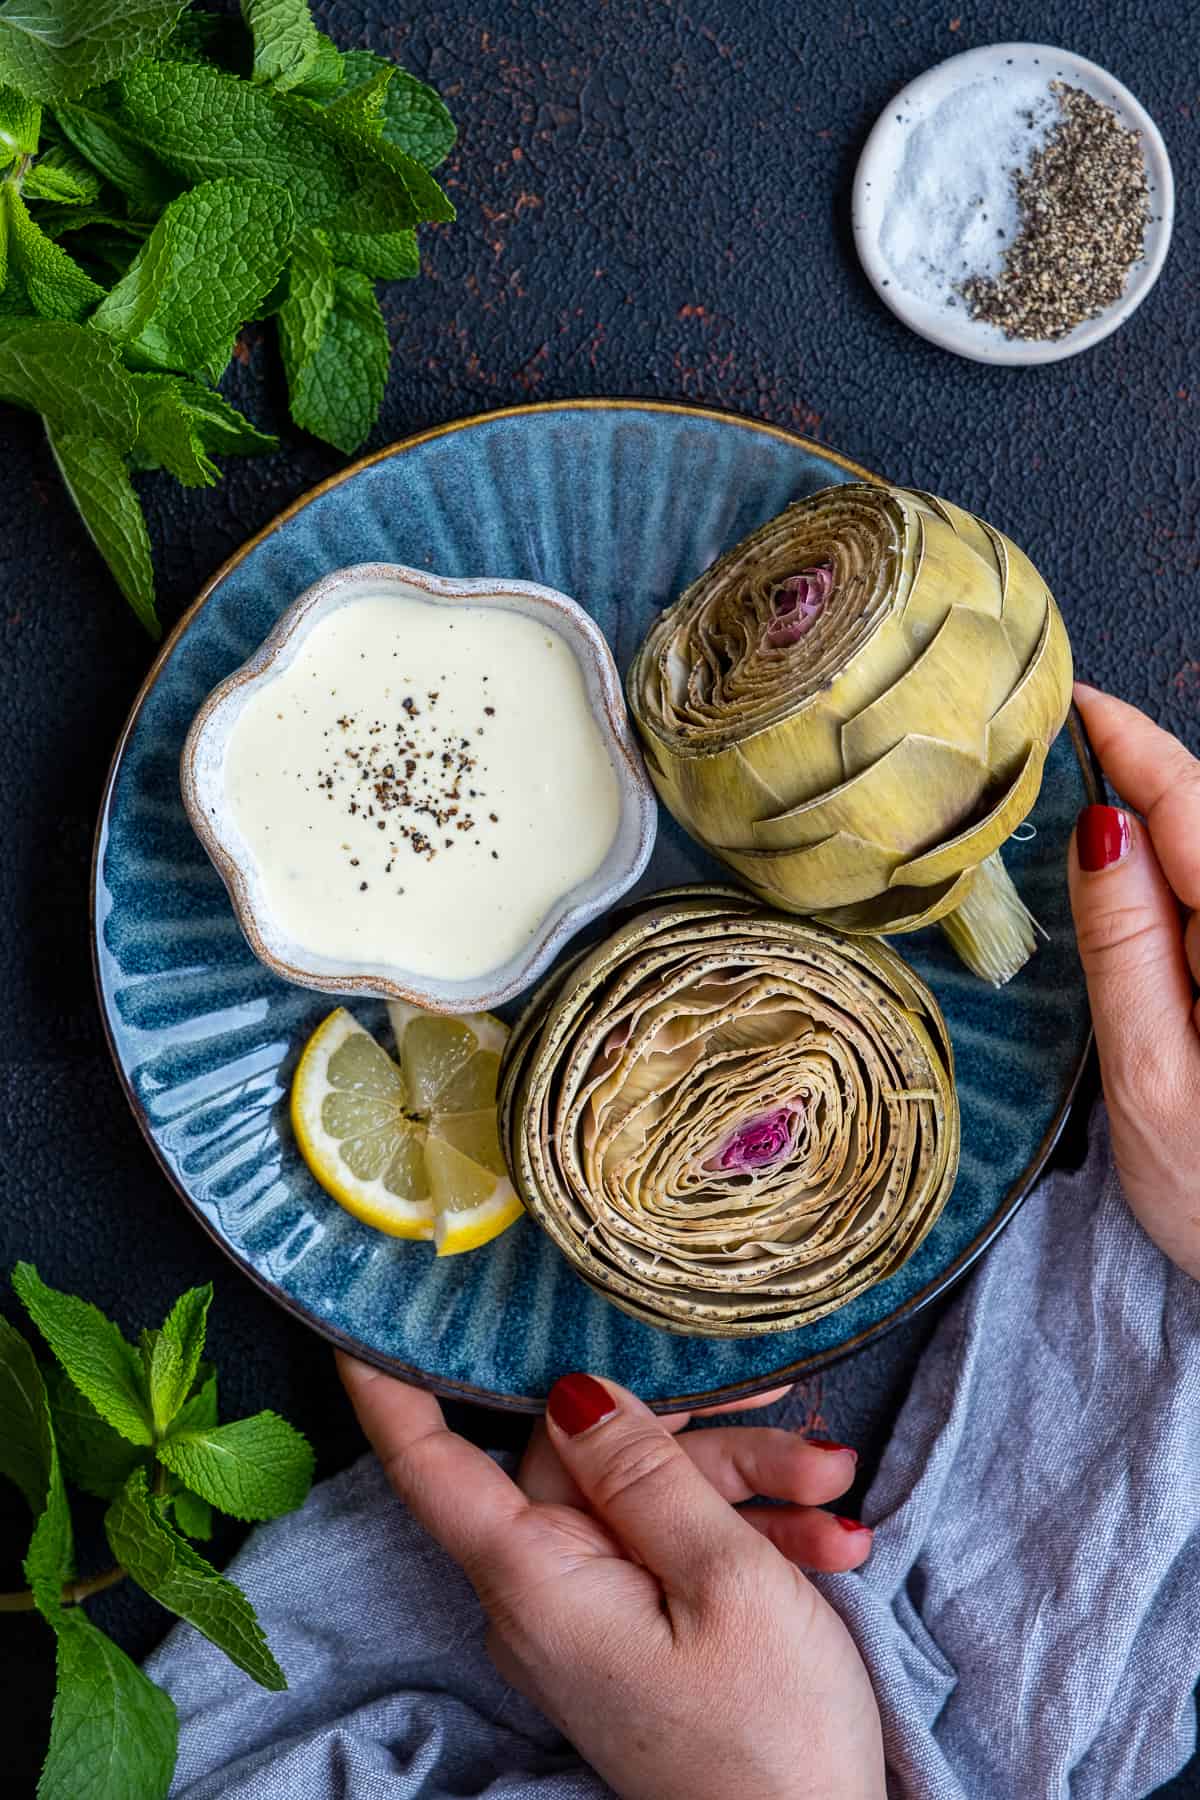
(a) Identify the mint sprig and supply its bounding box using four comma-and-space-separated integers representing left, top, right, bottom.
1, 1266, 313, 1800
0, 0, 457, 635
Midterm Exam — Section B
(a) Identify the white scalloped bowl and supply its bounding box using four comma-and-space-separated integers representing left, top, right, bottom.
180, 562, 658, 1012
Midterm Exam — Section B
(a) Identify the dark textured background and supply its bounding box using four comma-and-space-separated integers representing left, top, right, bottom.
1, 1, 1196, 1792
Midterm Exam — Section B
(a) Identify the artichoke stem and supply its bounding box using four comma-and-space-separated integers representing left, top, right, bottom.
939, 851, 1039, 987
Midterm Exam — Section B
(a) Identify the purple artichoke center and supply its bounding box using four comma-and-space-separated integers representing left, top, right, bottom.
706, 1103, 801, 1174
766, 564, 833, 647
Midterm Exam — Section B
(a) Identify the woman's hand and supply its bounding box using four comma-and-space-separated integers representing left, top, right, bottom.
1070, 683, 1200, 1279
339, 1358, 885, 1800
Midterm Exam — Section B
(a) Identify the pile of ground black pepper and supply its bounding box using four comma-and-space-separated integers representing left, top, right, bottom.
310, 683, 502, 893
961, 82, 1150, 341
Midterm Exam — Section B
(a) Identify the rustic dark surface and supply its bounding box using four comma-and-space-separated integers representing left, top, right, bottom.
0, 1, 1196, 1792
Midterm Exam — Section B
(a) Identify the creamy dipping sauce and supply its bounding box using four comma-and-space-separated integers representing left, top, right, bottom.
223, 589, 622, 980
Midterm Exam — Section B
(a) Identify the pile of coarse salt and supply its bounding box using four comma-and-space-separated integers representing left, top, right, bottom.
878, 72, 1057, 311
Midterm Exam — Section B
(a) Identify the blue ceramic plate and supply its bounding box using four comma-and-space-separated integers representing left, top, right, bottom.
93, 401, 1095, 1411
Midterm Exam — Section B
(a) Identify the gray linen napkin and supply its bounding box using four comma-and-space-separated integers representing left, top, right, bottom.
148, 1107, 1200, 1798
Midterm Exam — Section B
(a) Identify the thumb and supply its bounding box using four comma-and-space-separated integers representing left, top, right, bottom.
1069, 804, 1195, 1082
545, 1373, 758, 1598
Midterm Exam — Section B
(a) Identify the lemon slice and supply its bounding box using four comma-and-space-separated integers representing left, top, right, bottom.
291, 1005, 522, 1255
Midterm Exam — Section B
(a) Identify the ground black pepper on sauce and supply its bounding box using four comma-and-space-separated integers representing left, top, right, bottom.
313, 684, 501, 892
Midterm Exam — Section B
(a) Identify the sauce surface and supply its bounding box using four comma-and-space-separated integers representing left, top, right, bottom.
224, 588, 622, 980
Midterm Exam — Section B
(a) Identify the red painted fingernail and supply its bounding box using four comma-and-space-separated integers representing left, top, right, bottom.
805, 1437, 858, 1458
1077, 805, 1132, 872
833, 1514, 871, 1534
547, 1373, 618, 1438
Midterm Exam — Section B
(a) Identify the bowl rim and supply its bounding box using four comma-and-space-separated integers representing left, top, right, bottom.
179, 558, 658, 1012
91, 397, 1096, 1413
852, 41, 1176, 367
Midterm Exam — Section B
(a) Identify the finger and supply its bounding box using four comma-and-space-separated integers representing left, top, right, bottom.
336, 1354, 528, 1569
669, 1428, 858, 1507
520, 1420, 856, 1511
517, 1421, 586, 1507
519, 1380, 796, 1506
543, 1373, 763, 1596
1068, 807, 1197, 1071
743, 1505, 874, 1572
684, 1384, 794, 1420
1074, 684, 1200, 907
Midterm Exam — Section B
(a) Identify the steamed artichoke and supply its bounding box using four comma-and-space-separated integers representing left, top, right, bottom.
499, 887, 958, 1338
628, 483, 1073, 984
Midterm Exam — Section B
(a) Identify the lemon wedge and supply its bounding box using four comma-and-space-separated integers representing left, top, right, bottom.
290, 1005, 523, 1255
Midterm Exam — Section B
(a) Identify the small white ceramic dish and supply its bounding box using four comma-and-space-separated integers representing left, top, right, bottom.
853, 42, 1174, 366
181, 562, 658, 1013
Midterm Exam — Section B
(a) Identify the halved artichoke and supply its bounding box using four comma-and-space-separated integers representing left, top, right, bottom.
627, 483, 1073, 984
499, 887, 958, 1338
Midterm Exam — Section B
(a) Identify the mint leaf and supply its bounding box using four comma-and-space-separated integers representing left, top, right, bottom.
107, 1466, 286, 1688
116, 57, 358, 225
0, 1311, 49, 1508
23, 142, 100, 203
46, 424, 158, 634
313, 69, 453, 233
167, 1484, 212, 1540
161, 1282, 211, 1406
0, 81, 39, 157
159, 1410, 313, 1520
335, 48, 456, 171
161, 1361, 216, 1538
45, 1364, 147, 1501
325, 224, 418, 281
171, 379, 277, 456
138, 1329, 184, 1435
91, 176, 295, 380
0, 1314, 74, 1624
0, 1, 189, 103
54, 97, 179, 217
131, 375, 278, 474
39, 1610, 176, 1800
289, 31, 343, 102
170, 1361, 216, 1435
0, 317, 138, 436
0, 259, 28, 311
12, 1268, 153, 1443
23, 1433, 73, 1627
243, 0, 325, 95
4, 185, 103, 319
285, 263, 388, 453
115, 58, 451, 233
128, 374, 219, 484
278, 222, 332, 379
28, 204, 146, 239
134, 1282, 213, 1428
